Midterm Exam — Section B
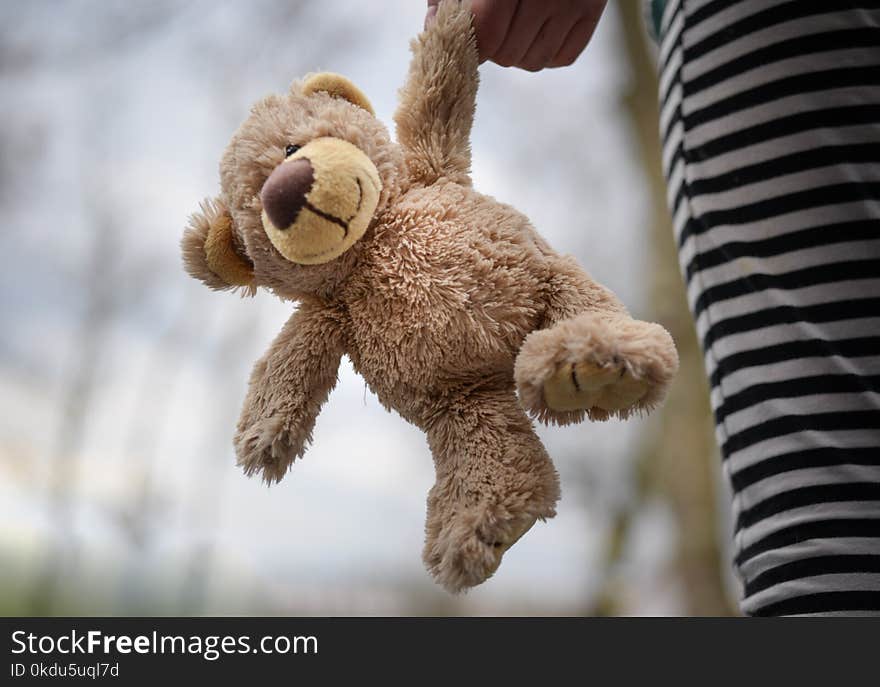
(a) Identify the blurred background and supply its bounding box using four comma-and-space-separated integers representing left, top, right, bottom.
0, 0, 737, 616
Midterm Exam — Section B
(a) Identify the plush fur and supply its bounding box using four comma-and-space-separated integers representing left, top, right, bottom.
181, 0, 678, 592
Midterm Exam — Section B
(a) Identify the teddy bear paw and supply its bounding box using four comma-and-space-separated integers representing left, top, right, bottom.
234, 414, 305, 484
515, 312, 679, 423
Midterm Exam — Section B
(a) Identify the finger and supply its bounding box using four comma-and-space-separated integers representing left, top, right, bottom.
519, 12, 575, 72
492, 1, 553, 68
425, 0, 439, 28
471, 0, 520, 63
548, 12, 602, 68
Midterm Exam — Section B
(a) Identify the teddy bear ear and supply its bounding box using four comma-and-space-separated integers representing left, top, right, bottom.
181, 197, 255, 293
302, 72, 375, 115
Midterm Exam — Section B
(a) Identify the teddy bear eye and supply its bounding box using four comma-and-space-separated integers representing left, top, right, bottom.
285, 144, 301, 157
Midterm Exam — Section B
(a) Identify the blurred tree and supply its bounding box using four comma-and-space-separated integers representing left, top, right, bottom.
177, 306, 261, 614
28, 202, 121, 616
113, 290, 210, 612
590, 0, 736, 616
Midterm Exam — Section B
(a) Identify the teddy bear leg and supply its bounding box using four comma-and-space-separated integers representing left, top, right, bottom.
515, 311, 679, 424
422, 384, 560, 593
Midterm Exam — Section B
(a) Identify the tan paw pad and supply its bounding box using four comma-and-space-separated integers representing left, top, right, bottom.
543, 360, 648, 412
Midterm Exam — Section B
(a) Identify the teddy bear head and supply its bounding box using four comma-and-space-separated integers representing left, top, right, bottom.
182, 72, 405, 299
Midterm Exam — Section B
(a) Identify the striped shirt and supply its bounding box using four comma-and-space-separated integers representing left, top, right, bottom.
656, 0, 880, 615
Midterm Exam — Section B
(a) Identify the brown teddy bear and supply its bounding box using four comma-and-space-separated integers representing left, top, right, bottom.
181, 0, 678, 593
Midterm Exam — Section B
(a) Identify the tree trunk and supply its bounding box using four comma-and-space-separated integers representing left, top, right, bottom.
613, 0, 736, 616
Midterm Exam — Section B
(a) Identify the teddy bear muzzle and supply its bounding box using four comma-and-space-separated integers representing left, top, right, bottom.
260, 136, 382, 266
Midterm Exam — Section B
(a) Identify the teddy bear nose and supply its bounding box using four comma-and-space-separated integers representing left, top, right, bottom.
261, 158, 315, 229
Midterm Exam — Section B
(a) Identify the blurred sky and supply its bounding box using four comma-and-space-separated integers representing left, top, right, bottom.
0, 1, 680, 615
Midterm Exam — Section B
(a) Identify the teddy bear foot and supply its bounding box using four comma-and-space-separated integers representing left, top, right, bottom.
421, 384, 561, 592
514, 312, 679, 424
544, 359, 650, 413
423, 503, 542, 593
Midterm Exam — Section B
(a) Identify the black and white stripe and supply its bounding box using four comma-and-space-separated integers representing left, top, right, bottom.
657, 0, 880, 615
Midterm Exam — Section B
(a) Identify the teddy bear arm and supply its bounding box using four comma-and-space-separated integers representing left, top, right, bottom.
234, 302, 346, 484
394, 0, 478, 187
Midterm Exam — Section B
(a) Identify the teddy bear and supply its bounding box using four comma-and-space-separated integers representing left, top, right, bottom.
181, 0, 678, 593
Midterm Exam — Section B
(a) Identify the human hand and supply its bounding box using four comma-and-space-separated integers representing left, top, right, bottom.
426, 0, 607, 71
